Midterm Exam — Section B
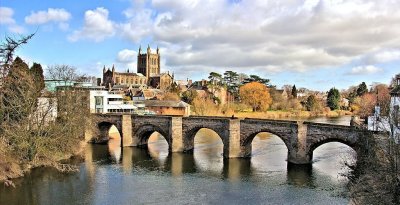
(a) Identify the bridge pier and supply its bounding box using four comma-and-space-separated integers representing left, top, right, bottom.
287, 122, 312, 164
122, 115, 134, 146
170, 117, 184, 152
224, 119, 247, 158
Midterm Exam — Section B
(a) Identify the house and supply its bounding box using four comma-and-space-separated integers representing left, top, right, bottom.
142, 89, 164, 100
145, 100, 191, 116
389, 74, 400, 142
89, 90, 137, 114
368, 74, 400, 143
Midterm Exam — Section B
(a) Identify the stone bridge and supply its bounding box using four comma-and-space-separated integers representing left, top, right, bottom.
87, 114, 368, 164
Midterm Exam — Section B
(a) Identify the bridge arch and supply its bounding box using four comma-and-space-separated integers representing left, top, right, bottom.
308, 138, 357, 162
96, 121, 122, 143
242, 130, 290, 150
183, 126, 226, 152
134, 124, 170, 148
240, 129, 292, 158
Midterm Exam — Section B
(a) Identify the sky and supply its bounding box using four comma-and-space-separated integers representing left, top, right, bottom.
0, 0, 399, 91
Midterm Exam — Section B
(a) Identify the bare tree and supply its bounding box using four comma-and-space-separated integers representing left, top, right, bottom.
46, 64, 79, 82
0, 34, 34, 81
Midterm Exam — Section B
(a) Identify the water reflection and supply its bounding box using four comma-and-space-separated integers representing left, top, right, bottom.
147, 133, 169, 163
287, 163, 314, 187
164, 153, 197, 175
222, 158, 252, 181
193, 128, 224, 173
108, 138, 121, 163
122, 146, 161, 171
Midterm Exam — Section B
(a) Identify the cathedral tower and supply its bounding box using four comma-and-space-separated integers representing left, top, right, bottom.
137, 45, 160, 81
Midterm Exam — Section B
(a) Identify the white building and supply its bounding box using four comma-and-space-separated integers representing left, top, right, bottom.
389, 74, 400, 143
368, 74, 400, 143
34, 97, 58, 124
89, 90, 137, 114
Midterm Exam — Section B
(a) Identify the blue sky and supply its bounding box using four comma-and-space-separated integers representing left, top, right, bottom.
1, 0, 399, 91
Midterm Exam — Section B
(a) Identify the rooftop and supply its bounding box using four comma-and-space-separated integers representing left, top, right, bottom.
145, 100, 190, 108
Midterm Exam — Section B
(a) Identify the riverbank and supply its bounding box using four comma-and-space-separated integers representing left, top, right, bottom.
192, 109, 353, 119
349, 133, 400, 204
235, 110, 352, 119
0, 141, 87, 185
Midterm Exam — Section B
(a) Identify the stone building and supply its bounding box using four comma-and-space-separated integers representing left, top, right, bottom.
102, 45, 173, 90
149, 73, 174, 90
102, 65, 147, 89
144, 100, 190, 116
137, 45, 160, 82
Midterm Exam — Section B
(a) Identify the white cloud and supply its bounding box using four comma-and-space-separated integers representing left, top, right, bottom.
115, 49, 138, 70
0, 7, 15, 24
117, 49, 137, 63
25, 8, 71, 25
372, 50, 400, 63
0, 7, 25, 34
348, 65, 383, 75
115, 0, 400, 76
68, 7, 115, 42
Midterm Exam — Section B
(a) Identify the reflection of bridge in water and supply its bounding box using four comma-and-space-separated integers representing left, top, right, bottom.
86, 114, 370, 164
85, 143, 321, 187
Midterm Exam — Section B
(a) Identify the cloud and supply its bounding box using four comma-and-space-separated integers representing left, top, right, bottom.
117, 9, 153, 43
117, 49, 137, 63
348, 65, 383, 75
114, 0, 400, 77
115, 49, 138, 70
68, 7, 115, 42
0, 7, 15, 24
371, 50, 400, 63
0, 7, 25, 34
25, 8, 71, 27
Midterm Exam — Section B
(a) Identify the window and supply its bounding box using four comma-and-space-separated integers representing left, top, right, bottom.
95, 96, 103, 105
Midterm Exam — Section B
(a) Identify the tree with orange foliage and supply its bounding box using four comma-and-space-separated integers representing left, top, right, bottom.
354, 93, 377, 119
239, 82, 272, 112
373, 84, 391, 116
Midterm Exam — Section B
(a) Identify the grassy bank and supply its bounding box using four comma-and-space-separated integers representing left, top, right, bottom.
192, 109, 353, 119
234, 110, 352, 119
348, 133, 400, 204
0, 140, 86, 185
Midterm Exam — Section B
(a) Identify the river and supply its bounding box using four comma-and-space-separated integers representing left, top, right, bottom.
0, 116, 356, 204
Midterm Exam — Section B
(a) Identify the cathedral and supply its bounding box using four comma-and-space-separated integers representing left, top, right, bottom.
102, 45, 173, 90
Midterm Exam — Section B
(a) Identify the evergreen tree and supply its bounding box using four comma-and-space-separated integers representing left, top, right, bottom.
327, 87, 340, 110
208, 72, 222, 85
243, 75, 270, 86
292, 84, 298, 98
356, 82, 368, 96
2, 57, 36, 122
223, 71, 240, 100
181, 90, 198, 104
305, 94, 317, 111
30, 62, 45, 92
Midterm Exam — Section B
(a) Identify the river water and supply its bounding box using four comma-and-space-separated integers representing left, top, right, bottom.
0, 116, 356, 204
